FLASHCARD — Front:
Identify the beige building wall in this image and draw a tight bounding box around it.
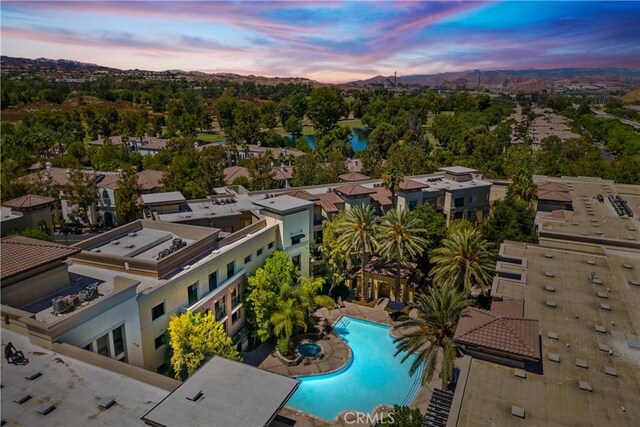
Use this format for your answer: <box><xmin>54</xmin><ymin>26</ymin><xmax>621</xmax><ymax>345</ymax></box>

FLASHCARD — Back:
<box><xmin>136</xmin><ymin>225</ymin><xmax>279</xmax><ymax>372</ymax></box>
<box><xmin>1</xmin><ymin>263</ymin><xmax>70</xmax><ymax>307</ymax></box>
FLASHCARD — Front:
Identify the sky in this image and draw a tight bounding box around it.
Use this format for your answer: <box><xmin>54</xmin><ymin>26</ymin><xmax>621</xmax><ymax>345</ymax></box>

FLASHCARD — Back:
<box><xmin>2</xmin><ymin>1</ymin><xmax>639</xmax><ymax>83</ymax></box>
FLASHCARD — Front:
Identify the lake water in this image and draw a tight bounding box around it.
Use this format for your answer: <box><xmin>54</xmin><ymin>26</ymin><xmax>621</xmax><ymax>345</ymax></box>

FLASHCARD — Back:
<box><xmin>289</xmin><ymin>128</ymin><xmax>369</xmax><ymax>151</ymax></box>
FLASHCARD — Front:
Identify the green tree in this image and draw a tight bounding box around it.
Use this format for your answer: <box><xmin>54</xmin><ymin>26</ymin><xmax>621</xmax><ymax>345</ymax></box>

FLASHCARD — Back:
<box><xmin>292</xmin><ymin>153</ymin><xmax>320</xmax><ymax>187</ymax></box>
<box><xmin>284</xmin><ymin>116</ymin><xmax>303</xmax><ymax>135</ymax></box>
<box><xmin>507</xmin><ymin>173</ymin><xmax>538</xmax><ymax>206</ymax></box>
<box><xmin>90</xmin><ymin>139</ymin><xmax>125</xmax><ymax>171</ymax></box>
<box><xmin>359</xmin><ymin>146</ymin><xmax>384</xmax><ymax>179</ymax></box>
<box><xmin>411</xmin><ymin>203</ymin><xmax>448</xmax><ymax>262</ymax></box>
<box><xmin>380</xmin><ymin>405</ymin><xmax>424</xmax><ymax>427</ymax></box>
<box><xmin>12</xmin><ymin>227</ymin><xmax>54</xmax><ymax>242</ymax></box>
<box><xmin>382</xmin><ymin>168</ymin><xmax>403</xmax><ymax>209</ymax></box>
<box><xmin>385</xmin><ymin>143</ymin><xmax>431</xmax><ymax>177</ymax></box>
<box><xmin>394</xmin><ymin>286</ymin><xmax>470</xmax><ymax>388</ymax></box>
<box><xmin>260</xmin><ymin>101</ymin><xmax>279</xmax><ymax>130</ymax></box>
<box><xmin>167</xmin><ymin>310</ymin><xmax>240</xmax><ymax>380</ymax></box>
<box><xmin>369</xmin><ymin>122</ymin><xmax>397</xmax><ymax>157</ymax></box>
<box><xmin>429</xmin><ymin>226</ymin><xmax>495</xmax><ymax>294</ymax></box>
<box><xmin>230</xmin><ymin>103</ymin><xmax>261</xmax><ymax>148</ymax></box>
<box><xmin>197</xmin><ymin>145</ymin><xmax>226</xmax><ymax>194</ymax></box>
<box><xmin>65</xmin><ymin>168</ymin><xmax>98</xmax><ymax>228</ymax></box>
<box><xmin>481</xmin><ymin>199</ymin><xmax>538</xmax><ymax>246</ymax></box>
<box><xmin>115</xmin><ymin>166</ymin><xmax>141</xmax><ymax>224</ymax></box>
<box><xmin>245</xmin><ymin>251</ymin><xmax>299</xmax><ymax>342</ymax></box>
<box><xmin>319</xmin><ymin>212</ymin><xmax>350</xmax><ymax>292</ymax></box>
<box><xmin>377</xmin><ymin>209</ymin><xmax>427</xmax><ymax>299</ymax></box>
<box><xmin>336</xmin><ymin>205</ymin><xmax>379</xmax><ymax>298</ymax></box>
<box><xmin>271</xmin><ymin>297</ymin><xmax>308</xmax><ymax>354</ymax></box>
<box><xmin>247</xmin><ymin>153</ymin><xmax>277</xmax><ymax>191</ymax></box>
<box><xmin>289</xmin><ymin>92</ymin><xmax>308</xmax><ymax>119</ymax></box>
<box><xmin>319</xmin><ymin>148</ymin><xmax>347</xmax><ymax>183</ymax></box>
<box><xmin>215</xmin><ymin>94</ymin><xmax>238</xmax><ymax>135</ymax></box>
<box><xmin>307</xmin><ymin>87</ymin><xmax>345</xmax><ymax>136</ymax></box>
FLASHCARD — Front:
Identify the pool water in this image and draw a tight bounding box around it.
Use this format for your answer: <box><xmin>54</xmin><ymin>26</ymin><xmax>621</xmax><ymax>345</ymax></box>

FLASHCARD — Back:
<box><xmin>286</xmin><ymin>316</ymin><xmax>425</xmax><ymax>422</ymax></box>
<box><xmin>298</xmin><ymin>343</ymin><xmax>322</xmax><ymax>357</ymax></box>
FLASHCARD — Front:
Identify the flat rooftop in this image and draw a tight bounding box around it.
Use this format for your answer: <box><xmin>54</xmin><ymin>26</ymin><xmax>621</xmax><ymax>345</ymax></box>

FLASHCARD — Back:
<box><xmin>252</xmin><ymin>194</ymin><xmax>314</xmax><ymax>214</ymax></box>
<box><xmin>89</xmin><ymin>228</ymin><xmax>195</xmax><ymax>261</ymax></box>
<box><xmin>1</xmin><ymin>329</ymin><xmax>167</xmax><ymax>426</ymax></box>
<box><xmin>454</xmin><ymin>241</ymin><xmax>640</xmax><ymax>426</ymax></box>
<box><xmin>140</xmin><ymin>191</ymin><xmax>185</xmax><ymax>205</ymax></box>
<box><xmin>157</xmin><ymin>194</ymin><xmax>258</xmax><ymax>222</ymax></box>
<box><xmin>142</xmin><ymin>356</ymin><xmax>299</xmax><ymax>427</ymax></box>
<box><xmin>536</xmin><ymin>177</ymin><xmax>640</xmax><ymax>244</ymax></box>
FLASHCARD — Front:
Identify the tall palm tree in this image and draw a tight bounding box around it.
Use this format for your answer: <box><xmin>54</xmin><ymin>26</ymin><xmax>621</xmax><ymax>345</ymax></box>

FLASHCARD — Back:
<box><xmin>271</xmin><ymin>297</ymin><xmax>307</xmax><ymax>343</ymax></box>
<box><xmin>394</xmin><ymin>285</ymin><xmax>470</xmax><ymax>388</ymax></box>
<box><xmin>378</xmin><ymin>209</ymin><xmax>428</xmax><ymax>300</ymax></box>
<box><xmin>336</xmin><ymin>205</ymin><xmax>380</xmax><ymax>298</ymax></box>
<box><xmin>508</xmin><ymin>172</ymin><xmax>538</xmax><ymax>206</ymax></box>
<box><xmin>382</xmin><ymin>168</ymin><xmax>403</xmax><ymax>208</ymax></box>
<box><xmin>429</xmin><ymin>226</ymin><xmax>495</xmax><ymax>294</ymax></box>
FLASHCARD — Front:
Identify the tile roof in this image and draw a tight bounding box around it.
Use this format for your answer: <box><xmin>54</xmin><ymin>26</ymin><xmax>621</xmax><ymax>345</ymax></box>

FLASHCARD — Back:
<box><xmin>137</xmin><ymin>170</ymin><xmax>164</xmax><ymax>190</ymax></box>
<box><xmin>399</xmin><ymin>179</ymin><xmax>429</xmax><ymax>191</ymax></box>
<box><xmin>537</xmin><ymin>182</ymin><xmax>571</xmax><ymax>193</ymax></box>
<box><xmin>338</xmin><ymin>172</ymin><xmax>370</xmax><ymax>182</ymax></box>
<box><xmin>334</xmin><ymin>184</ymin><xmax>376</xmax><ymax>197</ymax></box>
<box><xmin>2</xmin><ymin>194</ymin><xmax>55</xmax><ymax>210</ymax></box>
<box><xmin>348</xmin><ymin>256</ymin><xmax>423</xmax><ymax>285</ymax></box>
<box><xmin>314</xmin><ymin>192</ymin><xmax>343</xmax><ymax>213</ymax></box>
<box><xmin>272</xmin><ymin>166</ymin><xmax>294</xmax><ymax>181</ymax></box>
<box><xmin>96</xmin><ymin>174</ymin><xmax>120</xmax><ymax>190</ymax></box>
<box><xmin>537</xmin><ymin>189</ymin><xmax>573</xmax><ymax>202</ymax></box>
<box><xmin>283</xmin><ymin>190</ymin><xmax>319</xmax><ymax>202</ymax></box>
<box><xmin>345</xmin><ymin>159</ymin><xmax>363</xmax><ymax>173</ymax></box>
<box><xmin>1</xmin><ymin>236</ymin><xmax>81</xmax><ymax>280</ymax></box>
<box><xmin>370</xmin><ymin>186</ymin><xmax>393</xmax><ymax>206</ymax></box>
<box><xmin>454</xmin><ymin>307</ymin><xmax>541</xmax><ymax>361</ymax></box>
<box><xmin>224</xmin><ymin>166</ymin><xmax>250</xmax><ymax>184</ymax></box>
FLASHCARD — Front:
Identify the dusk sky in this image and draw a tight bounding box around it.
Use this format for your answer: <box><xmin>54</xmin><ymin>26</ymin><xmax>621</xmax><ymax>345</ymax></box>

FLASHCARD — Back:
<box><xmin>2</xmin><ymin>1</ymin><xmax>639</xmax><ymax>82</ymax></box>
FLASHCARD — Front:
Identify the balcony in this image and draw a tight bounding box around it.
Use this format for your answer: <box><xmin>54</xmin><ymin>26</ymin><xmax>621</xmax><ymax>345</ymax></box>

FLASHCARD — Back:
<box><xmin>231</xmin><ymin>294</ymin><xmax>242</xmax><ymax>310</ymax></box>
<box><xmin>183</xmin><ymin>268</ymin><xmax>246</xmax><ymax>313</ymax></box>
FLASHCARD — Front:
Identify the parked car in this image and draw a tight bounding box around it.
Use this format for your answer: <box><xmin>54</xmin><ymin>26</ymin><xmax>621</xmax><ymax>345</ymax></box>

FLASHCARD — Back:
<box><xmin>60</xmin><ymin>226</ymin><xmax>83</xmax><ymax>235</ymax></box>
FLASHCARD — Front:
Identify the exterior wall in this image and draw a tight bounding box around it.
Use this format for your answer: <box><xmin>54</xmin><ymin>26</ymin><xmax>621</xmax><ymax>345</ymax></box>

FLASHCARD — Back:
<box><xmin>97</xmin><ymin>187</ymin><xmax>118</xmax><ymax>227</ymax></box>
<box><xmin>0</xmin><ymin>215</ymin><xmax>25</xmax><ymax>237</ymax></box>
<box><xmin>261</xmin><ymin>206</ymin><xmax>313</xmax><ymax>277</ymax></box>
<box><xmin>397</xmin><ymin>191</ymin><xmax>423</xmax><ymax>212</ymax></box>
<box><xmin>55</xmin><ymin>295</ymin><xmax>144</xmax><ymax>368</ymax></box>
<box><xmin>22</xmin><ymin>206</ymin><xmax>55</xmax><ymax>235</ymax></box>
<box><xmin>1</xmin><ymin>263</ymin><xmax>70</xmax><ymax>307</ymax></box>
<box><xmin>443</xmin><ymin>187</ymin><xmax>490</xmax><ymax>223</ymax></box>
<box><xmin>136</xmin><ymin>226</ymin><xmax>278</xmax><ymax>372</ymax></box>
<box><xmin>343</xmin><ymin>194</ymin><xmax>371</xmax><ymax>210</ymax></box>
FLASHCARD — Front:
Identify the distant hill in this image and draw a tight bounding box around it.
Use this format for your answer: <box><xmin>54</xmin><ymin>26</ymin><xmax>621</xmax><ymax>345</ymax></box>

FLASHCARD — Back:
<box><xmin>347</xmin><ymin>68</ymin><xmax>640</xmax><ymax>93</ymax></box>
<box><xmin>0</xmin><ymin>56</ymin><xmax>319</xmax><ymax>86</ymax></box>
<box><xmin>622</xmin><ymin>88</ymin><xmax>640</xmax><ymax>103</ymax></box>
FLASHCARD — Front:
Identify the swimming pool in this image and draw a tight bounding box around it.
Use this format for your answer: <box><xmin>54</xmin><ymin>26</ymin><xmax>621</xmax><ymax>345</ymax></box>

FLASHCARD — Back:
<box><xmin>286</xmin><ymin>316</ymin><xmax>425</xmax><ymax>422</ymax></box>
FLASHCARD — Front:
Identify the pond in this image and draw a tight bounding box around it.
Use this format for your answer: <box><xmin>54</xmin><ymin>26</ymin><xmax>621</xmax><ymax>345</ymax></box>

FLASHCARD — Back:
<box><xmin>288</xmin><ymin>128</ymin><xmax>369</xmax><ymax>152</ymax></box>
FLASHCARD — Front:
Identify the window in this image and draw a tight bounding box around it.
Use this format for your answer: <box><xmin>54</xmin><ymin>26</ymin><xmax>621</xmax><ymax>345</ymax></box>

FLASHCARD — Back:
<box><xmin>469</xmin><ymin>196</ymin><xmax>475</xmax><ymax>204</ymax></box>
<box><xmin>227</xmin><ymin>261</ymin><xmax>235</xmax><ymax>278</ymax></box>
<box><xmin>231</xmin><ymin>310</ymin><xmax>241</xmax><ymax>324</ymax></box>
<box><xmin>268</xmin><ymin>241</ymin><xmax>274</xmax><ymax>249</ymax></box>
<box><xmin>151</xmin><ymin>302</ymin><xmax>165</xmax><ymax>321</ymax></box>
<box><xmin>292</xmin><ymin>255</ymin><xmax>301</xmax><ymax>270</ymax></box>
<box><xmin>208</xmin><ymin>271</ymin><xmax>218</xmax><ymax>293</ymax></box>
<box><xmin>215</xmin><ymin>297</ymin><xmax>226</xmax><ymax>321</ymax></box>
<box><xmin>187</xmin><ymin>283</ymin><xmax>198</xmax><ymax>306</ymax></box>
<box><xmin>257</xmin><ymin>248</ymin><xmax>263</xmax><ymax>257</ymax></box>
<box><xmin>408</xmin><ymin>200</ymin><xmax>418</xmax><ymax>211</ymax></box>
<box><xmin>112</xmin><ymin>325</ymin><xmax>125</xmax><ymax>356</ymax></box>
<box><xmin>244</xmin><ymin>254</ymin><xmax>251</xmax><ymax>264</ymax></box>
<box><xmin>454</xmin><ymin>197</ymin><xmax>465</xmax><ymax>208</ymax></box>
<box><xmin>154</xmin><ymin>334</ymin><xmax>165</xmax><ymax>350</ymax></box>
<box><xmin>96</xmin><ymin>334</ymin><xmax>110</xmax><ymax>357</ymax></box>
<box><xmin>231</xmin><ymin>288</ymin><xmax>241</xmax><ymax>308</ymax></box>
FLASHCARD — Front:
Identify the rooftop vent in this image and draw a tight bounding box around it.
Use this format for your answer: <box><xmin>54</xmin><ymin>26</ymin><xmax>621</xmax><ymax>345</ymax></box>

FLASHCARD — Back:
<box><xmin>128</xmin><ymin>232</ymin><xmax>137</xmax><ymax>237</ymax></box>
<box><xmin>514</xmin><ymin>369</ymin><xmax>526</xmax><ymax>379</ymax></box>
<box><xmin>14</xmin><ymin>394</ymin><xmax>32</xmax><ymax>404</ymax></box>
<box><xmin>511</xmin><ymin>406</ymin><xmax>525</xmax><ymax>419</ymax></box>
<box><xmin>578</xmin><ymin>381</ymin><xmax>593</xmax><ymax>392</ymax></box>
<box><xmin>98</xmin><ymin>398</ymin><xmax>116</xmax><ymax>410</ymax></box>
<box><xmin>91</xmin><ymin>248</ymin><xmax>102</xmax><ymax>253</ymax></box>
<box><xmin>186</xmin><ymin>391</ymin><xmax>203</xmax><ymax>402</ymax></box>
<box><xmin>604</xmin><ymin>366</ymin><xmax>618</xmax><ymax>377</ymax></box>
<box><xmin>25</xmin><ymin>372</ymin><xmax>42</xmax><ymax>381</ymax></box>
<box><xmin>548</xmin><ymin>353</ymin><xmax>560</xmax><ymax>363</ymax></box>
<box><xmin>125</xmin><ymin>244</ymin><xmax>135</xmax><ymax>249</ymax></box>
<box><xmin>575</xmin><ymin>359</ymin><xmax>588</xmax><ymax>369</ymax></box>
<box><xmin>37</xmin><ymin>404</ymin><xmax>56</xmax><ymax>415</ymax></box>
<box><xmin>111</xmin><ymin>240</ymin><xmax>120</xmax><ymax>245</ymax></box>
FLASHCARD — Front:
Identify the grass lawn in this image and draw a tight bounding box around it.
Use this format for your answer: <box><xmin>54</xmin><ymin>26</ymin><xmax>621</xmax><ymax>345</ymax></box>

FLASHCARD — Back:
<box><xmin>197</xmin><ymin>132</ymin><xmax>226</xmax><ymax>143</ymax></box>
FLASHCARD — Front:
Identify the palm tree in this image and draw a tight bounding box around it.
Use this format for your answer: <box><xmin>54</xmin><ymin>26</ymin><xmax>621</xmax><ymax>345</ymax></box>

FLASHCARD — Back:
<box><xmin>394</xmin><ymin>285</ymin><xmax>470</xmax><ymax>388</ymax></box>
<box><xmin>336</xmin><ymin>205</ymin><xmax>380</xmax><ymax>298</ymax></box>
<box><xmin>271</xmin><ymin>297</ymin><xmax>307</xmax><ymax>343</ymax></box>
<box><xmin>429</xmin><ymin>226</ymin><xmax>495</xmax><ymax>294</ymax></box>
<box><xmin>382</xmin><ymin>168</ymin><xmax>402</xmax><ymax>208</ymax></box>
<box><xmin>508</xmin><ymin>172</ymin><xmax>538</xmax><ymax>206</ymax></box>
<box><xmin>377</xmin><ymin>209</ymin><xmax>428</xmax><ymax>300</ymax></box>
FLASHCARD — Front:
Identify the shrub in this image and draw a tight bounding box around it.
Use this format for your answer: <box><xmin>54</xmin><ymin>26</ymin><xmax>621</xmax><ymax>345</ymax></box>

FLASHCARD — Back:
<box><xmin>314</xmin><ymin>295</ymin><xmax>336</xmax><ymax>310</ymax></box>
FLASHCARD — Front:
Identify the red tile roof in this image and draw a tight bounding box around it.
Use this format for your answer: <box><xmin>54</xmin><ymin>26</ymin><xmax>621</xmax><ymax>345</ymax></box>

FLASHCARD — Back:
<box><xmin>3</xmin><ymin>194</ymin><xmax>55</xmax><ymax>210</ymax></box>
<box><xmin>370</xmin><ymin>186</ymin><xmax>393</xmax><ymax>206</ymax></box>
<box><xmin>538</xmin><ymin>182</ymin><xmax>570</xmax><ymax>192</ymax></box>
<box><xmin>537</xmin><ymin>189</ymin><xmax>572</xmax><ymax>202</ymax></box>
<box><xmin>334</xmin><ymin>184</ymin><xmax>376</xmax><ymax>197</ymax></box>
<box><xmin>224</xmin><ymin>166</ymin><xmax>250</xmax><ymax>184</ymax></box>
<box><xmin>399</xmin><ymin>179</ymin><xmax>429</xmax><ymax>191</ymax></box>
<box><xmin>454</xmin><ymin>307</ymin><xmax>541</xmax><ymax>361</ymax></box>
<box><xmin>137</xmin><ymin>170</ymin><xmax>164</xmax><ymax>191</ymax></box>
<box><xmin>284</xmin><ymin>190</ymin><xmax>319</xmax><ymax>202</ymax></box>
<box><xmin>338</xmin><ymin>172</ymin><xmax>370</xmax><ymax>182</ymax></box>
<box><xmin>1</xmin><ymin>236</ymin><xmax>81</xmax><ymax>280</ymax></box>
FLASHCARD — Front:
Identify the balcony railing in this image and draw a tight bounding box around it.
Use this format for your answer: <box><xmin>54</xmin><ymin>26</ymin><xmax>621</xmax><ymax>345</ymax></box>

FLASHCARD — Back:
<box><xmin>231</xmin><ymin>295</ymin><xmax>242</xmax><ymax>308</ymax></box>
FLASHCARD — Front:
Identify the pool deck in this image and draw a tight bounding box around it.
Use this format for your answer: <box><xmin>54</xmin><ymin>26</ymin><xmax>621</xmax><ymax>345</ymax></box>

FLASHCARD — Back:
<box><xmin>266</xmin><ymin>302</ymin><xmax>444</xmax><ymax>426</ymax></box>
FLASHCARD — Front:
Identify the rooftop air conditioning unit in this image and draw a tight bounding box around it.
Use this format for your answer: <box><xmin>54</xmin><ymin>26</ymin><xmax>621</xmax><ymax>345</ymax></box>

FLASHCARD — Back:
<box><xmin>158</xmin><ymin>251</ymin><xmax>165</xmax><ymax>259</ymax></box>
<box><xmin>91</xmin><ymin>248</ymin><xmax>102</xmax><ymax>253</ymax></box>
<box><xmin>125</xmin><ymin>244</ymin><xmax>135</xmax><ymax>249</ymax></box>
<box><xmin>78</xmin><ymin>290</ymin><xmax>89</xmax><ymax>302</ymax></box>
<box><xmin>52</xmin><ymin>296</ymin><xmax>68</xmax><ymax>314</ymax></box>
<box><xmin>111</xmin><ymin>240</ymin><xmax>120</xmax><ymax>245</ymax></box>
<box><xmin>128</xmin><ymin>232</ymin><xmax>137</xmax><ymax>237</ymax></box>
<box><xmin>87</xmin><ymin>284</ymin><xmax>99</xmax><ymax>299</ymax></box>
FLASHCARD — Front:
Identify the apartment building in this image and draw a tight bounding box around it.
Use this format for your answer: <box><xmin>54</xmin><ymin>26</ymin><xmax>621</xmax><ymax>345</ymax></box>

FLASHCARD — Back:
<box><xmin>0</xmin><ymin>194</ymin><xmax>314</xmax><ymax>375</ymax></box>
